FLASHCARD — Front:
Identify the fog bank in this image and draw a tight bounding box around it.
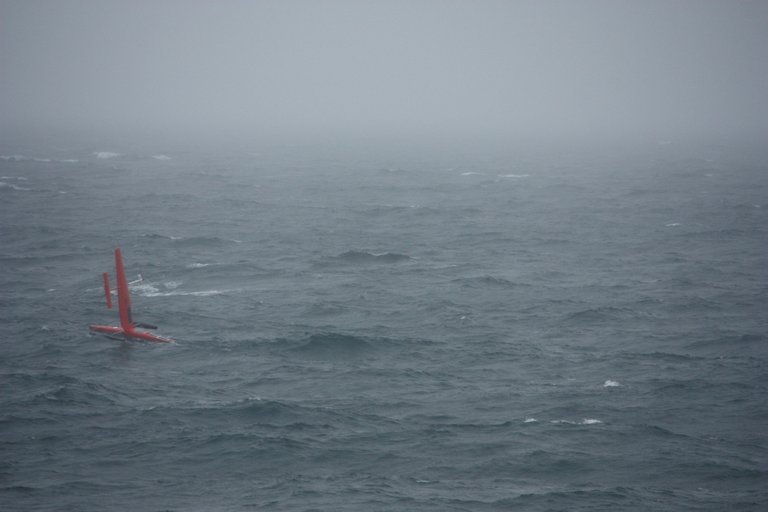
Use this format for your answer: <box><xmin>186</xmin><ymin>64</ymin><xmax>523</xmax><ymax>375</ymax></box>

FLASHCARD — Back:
<box><xmin>2</xmin><ymin>1</ymin><xmax>767</xmax><ymax>147</ymax></box>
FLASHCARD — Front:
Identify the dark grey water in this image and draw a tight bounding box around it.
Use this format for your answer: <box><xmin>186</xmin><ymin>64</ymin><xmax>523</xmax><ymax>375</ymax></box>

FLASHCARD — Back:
<box><xmin>1</xmin><ymin>142</ymin><xmax>766</xmax><ymax>511</ymax></box>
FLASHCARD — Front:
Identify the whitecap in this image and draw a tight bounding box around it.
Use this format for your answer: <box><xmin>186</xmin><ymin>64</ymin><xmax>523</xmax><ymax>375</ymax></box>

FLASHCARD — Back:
<box><xmin>666</xmin><ymin>223</ymin><xmax>682</xmax><ymax>227</ymax></box>
<box><xmin>460</xmin><ymin>171</ymin><xmax>486</xmax><ymax>176</ymax></box>
<box><xmin>523</xmin><ymin>417</ymin><xmax>538</xmax><ymax>423</ymax></box>
<box><xmin>603</xmin><ymin>380</ymin><xmax>621</xmax><ymax>387</ymax></box>
<box><xmin>0</xmin><ymin>181</ymin><xmax>32</xmax><ymax>191</ymax></box>
<box><xmin>144</xmin><ymin>289</ymin><xmax>236</xmax><ymax>297</ymax></box>
<box><xmin>131</xmin><ymin>283</ymin><xmax>160</xmax><ymax>295</ymax></box>
<box><xmin>152</xmin><ymin>155</ymin><xmax>171</xmax><ymax>161</ymax></box>
<box><xmin>186</xmin><ymin>289</ymin><xmax>230</xmax><ymax>297</ymax></box>
<box><xmin>94</xmin><ymin>151</ymin><xmax>121</xmax><ymax>159</ymax></box>
<box><xmin>551</xmin><ymin>418</ymin><xmax>603</xmax><ymax>425</ymax></box>
<box><xmin>186</xmin><ymin>263</ymin><xmax>211</xmax><ymax>269</ymax></box>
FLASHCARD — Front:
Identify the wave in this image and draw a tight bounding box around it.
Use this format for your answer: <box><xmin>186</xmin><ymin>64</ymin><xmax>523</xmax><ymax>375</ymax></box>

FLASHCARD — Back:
<box><xmin>497</xmin><ymin>173</ymin><xmax>530</xmax><ymax>178</ymax></box>
<box><xmin>174</xmin><ymin>236</ymin><xmax>242</xmax><ymax>247</ymax></box>
<box><xmin>677</xmin><ymin>227</ymin><xmax>755</xmax><ymax>240</ymax></box>
<box><xmin>503</xmin><ymin>487</ymin><xmax>643</xmax><ymax>508</ymax></box>
<box><xmin>140</xmin><ymin>233</ymin><xmax>181</xmax><ymax>240</ymax></box>
<box><xmin>190</xmin><ymin>397</ymin><xmax>303</xmax><ymax>421</ymax></box>
<box><xmin>302</xmin><ymin>301</ymin><xmax>349</xmax><ymax>317</ymax></box>
<box><xmin>663</xmin><ymin>460</ymin><xmax>767</xmax><ymax>483</ymax></box>
<box><xmin>290</xmin><ymin>332</ymin><xmax>377</xmax><ymax>359</ymax></box>
<box><xmin>141</xmin><ymin>288</ymin><xmax>235</xmax><ymax>297</ymax></box>
<box><xmin>181</xmin><ymin>260</ymin><xmax>266</xmax><ymax>278</ymax></box>
<box><xmin>377</xmin><ymin>167</ymin><xmax>411</xmax><ymax>175</ymax></box>
<box><xmin>452</xmin><ymin>275</ymin><xmax>528</xmax><ymax>289</ymax></box>
<box><xmin>650</xmin><ymin>378</ymin><xmax>752</xmax><ymax>396</ymax></box>
<box><xmin>333</xmin><ymin>250</ymin><xmax>411</xmax><ymax>264</ymax></box>
<box><xmin>0</xmin><ymin>154</ymin><xmax>27</xmax><ymax>161</ymax></box>
<box><xmin>631</xmin><ymin>424</ymin><xmax>694</xmax><ymax>440</ymax></box>
<box><xmin>129</xmin><ymin>282</ymin><xmax>161</xmax><ymax>295</ymax></box>
<box><xmin>123</xmin><ymin>278</ymin><xmax>234</xmax><ymax>297</ymax></box>
<box><xmin>550</xmin><ymin>418</ymin><xmax>603</xmax><ymax>425</ymax></box>
<box><xmin>1</xmin><ymin>155</ymin><xmax>77</xmax><ymax>163</ymax></box>
<box><xmin>622</xmin><ymin>351</ymin><xmax>700</xmax><ymax>363</ymax></box>
<box><xmin>0</xmin><ymin>181</ymin><xmax>32</xmax><ymax>191</ymax></box>
<box><xmin>143</xmin><ymin>396</ymin><xmax>347</xmax><ymax>431</ymax></box>
<box><xmin>666</xmin><ymin>295</ymin><xmax>721</xmax><ymax>312</ymax></box>
<box><xmin>93</xmin><ymin>151</ymin><xmax>121</xmax><ymax>159</ymax></box>
<box><xmin>361</xmin><ymin>204</ymin><xmax>435</xmax><ymax>217</ymax></box>
<box><xmin>178</xmin><ymin>289</ymin><xmax>233</xmax><ymax>297</ymax></box>
<box><xmin>562</xmin><ymin>306</ymin><xmax>636</xmax><ymax>324</ymax></box>
<box><xmin>139</xmin><ymin>233</ymin><xmax>240</xmax><ymax>246</ymax></box>
<box><xmin>7</xmin><ymin>375</ymin><xmax>126</xmax><ymax>412</ymax></box>
<box><xmin>686</xmin><ymin>333</ymin><xmax>765</xmax><ymax>351</ymax></box>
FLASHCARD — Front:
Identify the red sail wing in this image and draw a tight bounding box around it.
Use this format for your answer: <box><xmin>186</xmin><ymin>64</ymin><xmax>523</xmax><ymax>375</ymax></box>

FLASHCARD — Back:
<box><xmin>102</xmin><ymin>272</ymin><xmax>112</xmax><ymax>309</ymax></box>
<box><xmin>114</xmin><ymin>248</ymin><xmax>134</xmax><ymax>330</ymax></box>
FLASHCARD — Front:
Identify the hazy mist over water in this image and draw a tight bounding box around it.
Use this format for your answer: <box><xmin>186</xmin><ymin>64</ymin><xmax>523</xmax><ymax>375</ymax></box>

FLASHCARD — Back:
<box><xmin>2</xmin><ymin>0</ymin><xmax>767</xmax><ymax>148</ymax></box>
<box><xmin>2</xmin><ymin>2</ymin><xmax>768</xmax><ymax>511</ymax></box>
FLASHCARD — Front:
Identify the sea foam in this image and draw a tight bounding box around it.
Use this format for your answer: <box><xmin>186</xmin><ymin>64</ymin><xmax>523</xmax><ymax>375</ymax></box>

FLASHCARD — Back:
<box><xmin>0</xmin><ymin>181</ymin><xmax>32</xmax><ymax>191</ymax></box>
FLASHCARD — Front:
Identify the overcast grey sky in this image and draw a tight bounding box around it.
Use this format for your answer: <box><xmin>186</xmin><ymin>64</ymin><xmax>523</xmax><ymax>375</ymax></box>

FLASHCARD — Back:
<box><xmin>1</xmin><ymin>0</ymin><xmax>767</xmax><ymax>146</ymax></box>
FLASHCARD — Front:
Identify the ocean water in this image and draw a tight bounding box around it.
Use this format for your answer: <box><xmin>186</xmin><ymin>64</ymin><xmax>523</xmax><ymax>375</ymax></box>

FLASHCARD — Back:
<box><xmin>1</xmin><ymin>142</ymin><xmax>766</xmax><ymax>511</ymax></box>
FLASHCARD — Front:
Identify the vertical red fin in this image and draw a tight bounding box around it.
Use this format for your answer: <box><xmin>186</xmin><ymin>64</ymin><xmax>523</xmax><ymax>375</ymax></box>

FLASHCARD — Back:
<box><xmin>102</xmin><ymin>272</ymin><xmax>112</xmax><ymax>309</ymax></box>
<box><xmin>114</xmin><ymin>247</ymin><xmax>134</xmax><ymax>330</ymax></box>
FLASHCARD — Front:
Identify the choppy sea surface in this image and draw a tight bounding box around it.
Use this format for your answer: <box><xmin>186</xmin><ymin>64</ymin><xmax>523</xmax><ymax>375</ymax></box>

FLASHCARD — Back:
<box><xmin>1</xmin><ymin>142</ymin><xmax>766</xmax><ymax>511</ymax></box>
